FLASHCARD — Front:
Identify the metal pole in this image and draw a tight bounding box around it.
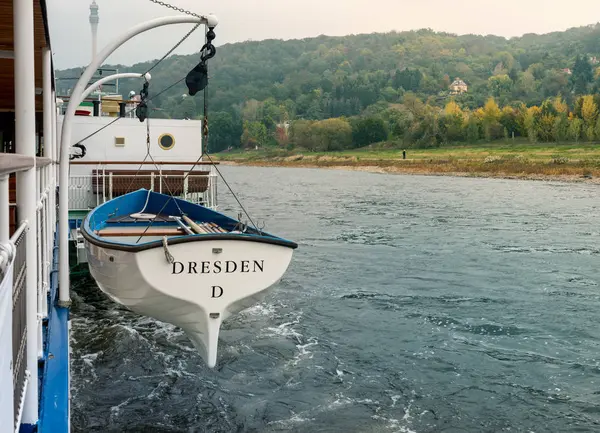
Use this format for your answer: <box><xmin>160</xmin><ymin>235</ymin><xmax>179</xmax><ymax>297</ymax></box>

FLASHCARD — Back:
<box><xmin>43</xmin><ymin>47</ymin><xmax>52</xmax><ymax>296</ymax></box>
<box><xmin>51</xmin><ymin>90</ymin><xmax>57</xmax><ymax>235</ymax></box>
<box><xmin>80</xmin><ymin>72</ymin><xmax>146</xmax><ymax>102</ymax></box>
<box><xmin>58</xmin><ymin>14</ymin><xmax>218</xmax><ymax>305</ymax></box>
<box><xmin>14</xmin><ymin>0</ymin><xmax>39</xmax><ymax>423</ymax></box>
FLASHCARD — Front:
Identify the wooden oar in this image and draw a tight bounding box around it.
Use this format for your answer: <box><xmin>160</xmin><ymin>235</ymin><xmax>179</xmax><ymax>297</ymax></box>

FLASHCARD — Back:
<box><xmin>200</xmin><ymin>223</ymin><xmax>217</xmax><ymax>233</ymax></box>
<box><xmin>209</xmin><ymin>223</ymin><xmax>227</xmax><ymax>233</ymax></box>
<box><xmin>182</xmin><ymin>215</ymin><xmax>209</xmax><ymax>234</ymax></box>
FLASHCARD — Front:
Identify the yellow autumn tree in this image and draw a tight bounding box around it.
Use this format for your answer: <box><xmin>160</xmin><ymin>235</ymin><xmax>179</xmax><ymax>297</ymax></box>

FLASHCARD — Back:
<box><xmin>581</xmin><ymin>95</ymin><xmax>598</xmax><ymax>141</ymax></box>
<box><xmin>524</xmin><ymin>106</ymin><xmax>541</xmax><ymax>143</ymax></box>
<box><xmin>553</xmin><ymin>96</ymin><xmax>568</xmax><ymax>114</ymax></box>
<box><xmin>443</xmin><ymin>101</ymin><xmax>465</xmax><ymax>141</ymax></box>
<box><xmin>482</xmin><ymin>98</ymin><xmax>502</xmax><ymax>140</ymax></box>
<box><xmin>444</xmin><ymin>100</ymin><xmax>463</xmax><ymax>117</ymax></box>
<box><xmin>581</xmin><ymin>95</ymin><xmax>598</xmax><ymax>125</ymax></box>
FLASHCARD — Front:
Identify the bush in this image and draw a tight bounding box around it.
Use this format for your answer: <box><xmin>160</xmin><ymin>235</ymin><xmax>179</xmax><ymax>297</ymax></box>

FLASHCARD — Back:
<box><xmin>551</xmin><ymin>155</ymin><xmax>569</xmax><ymax>165</ymax></box>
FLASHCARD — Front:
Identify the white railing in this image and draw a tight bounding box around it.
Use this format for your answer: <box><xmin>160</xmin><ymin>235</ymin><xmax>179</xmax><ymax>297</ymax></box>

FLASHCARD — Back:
<box><xmin>68</xmin><ymin>166</ymin><xmax>218</xmax><ymax>211</ymax></box>
<box><xmin>0</xmin><ymin>156</ymin><xmax>55</xmax><ymax>432</ymax></box>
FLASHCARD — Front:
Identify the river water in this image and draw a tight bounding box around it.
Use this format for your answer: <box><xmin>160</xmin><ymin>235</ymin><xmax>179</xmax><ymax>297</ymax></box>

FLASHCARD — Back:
<box><xmin>71</xmin><ymin>166</ymin><xmax>600</xmax><ymax>432</ymax></box>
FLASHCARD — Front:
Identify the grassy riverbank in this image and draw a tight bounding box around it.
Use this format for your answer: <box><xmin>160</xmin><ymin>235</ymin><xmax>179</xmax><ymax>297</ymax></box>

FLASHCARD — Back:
<box><xmin>214</xmin><ymin>142</ymin><xmax>600</xmax><ymax>183</ymax></box>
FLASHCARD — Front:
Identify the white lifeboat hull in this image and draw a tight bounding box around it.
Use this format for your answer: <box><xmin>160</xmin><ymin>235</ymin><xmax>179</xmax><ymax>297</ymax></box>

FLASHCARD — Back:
<box><xmin>86</xmin><ymin>238</ymin><xmax>293</xmax><ymax>368</ymax></box>
<box><xmin>80</xmin><ymin>189</ymin><xmax>297</xmax><ymax>368</ymax></box>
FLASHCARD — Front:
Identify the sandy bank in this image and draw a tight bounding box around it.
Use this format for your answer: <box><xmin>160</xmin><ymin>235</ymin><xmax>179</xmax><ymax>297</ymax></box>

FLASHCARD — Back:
<box><xmin>218</xmin><ymin>159</ymin><xmax>600</xmax><ymax>185</ymax></box>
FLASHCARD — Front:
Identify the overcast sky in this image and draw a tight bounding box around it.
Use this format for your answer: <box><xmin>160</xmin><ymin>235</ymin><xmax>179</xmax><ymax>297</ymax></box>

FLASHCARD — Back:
<box><xmin>47</xmin><ymin>0</ymin><xmax>600</xmax><ymax>70</ymax></box>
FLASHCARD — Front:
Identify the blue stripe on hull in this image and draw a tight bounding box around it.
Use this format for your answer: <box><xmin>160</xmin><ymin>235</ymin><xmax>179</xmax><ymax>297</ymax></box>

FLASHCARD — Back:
<box><xmin>37</xmin><ymin>228</ymin><xmax>70</xmax><ymax>433</ymax></box>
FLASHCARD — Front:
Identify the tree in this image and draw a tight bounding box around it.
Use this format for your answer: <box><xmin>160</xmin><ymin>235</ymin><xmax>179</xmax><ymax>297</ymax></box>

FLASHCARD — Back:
<box><xmin>488</xmin><ymin>75</ymin><xmax>513</xmax><ymax>99</ymax></box>
<box><xmin>571</xmin><ymin>55</ymin><xmax>594</xmax><ymax>95</ymax></box>
<box><xmin>481</xmin><ymin>98</ymin><xmax>503</xmax><ymax>140</ymax></box>
<box><xmin>568</xmin><ymin>117</ymin><xmax>583</xmax><ymax>143</ymax></box>
<box><xmin>442</xmin><ymin>101</ymin><xmax>465</xmax><ymax>141</ymax></box>
<box><xmin>352</xmin><ymin>116</ymin><xmax>388</xmax><ymax>147</ymax></box>
<box><xmin>209</xmin><ymin>111</ymin><xmax>236</xmax><ymax>152</ymax></box>
<box><xmin>289</xmin><ymin>120</ymin><xmax>315</xmax><ymax>149</ymax></box>
<box><xmin>581</xmin><ymin>95</ymin><xmax>598</xmax><ymax>126</ymax></box>
<box><xmin>466</xmin><ymin>116</ymin><xmax>480</xmax><ymax>143</ymax></box>
<box><xmin>172</xmin><ymin>96</ymin><xmax>196</xmax><ymax>119</ymax></box>
<box><xmin>312</xmin><ymin>118</ymin><xmax>353</xmax><ymax>151</ymax></box>
<box><xmin>241</xmin><ymin>120</ymin><xmax>268</xmax><ymax>148</ymax></box>
<box><xmin>552</xmin><ymin>114</ymin><xmax>569</xmax><ymax>143</ymax></box>
<box><xmin>524</xmin><ymin>106</ymin><xmax>541</xmax><ymax>143</ymax></box>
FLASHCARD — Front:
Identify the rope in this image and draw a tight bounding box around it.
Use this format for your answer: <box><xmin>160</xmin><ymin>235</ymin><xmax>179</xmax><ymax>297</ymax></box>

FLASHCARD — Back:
<box><xmin>124</xmin><ymin>82</ymin><xmax>185</xmax><ymax>218</ymax></box>
<box><xmin>145</xmin><ymin>23</ymin><xmax>202</xmax><ymax>75</ymax></box>
<box><xmin>203</xmin><ymin>152</ymin><xmax>262</xmax><ymax>235</ymax></box>
<box><xmin>73</xmin><ymin>77</ymin><xmax>187</xmax><ymax>145</ymax></box>
<box><xmin>72</xmin><ymin>18</ymin><xmax>202</xmax><ymax>146</ymax></box>
<box><xmin>162</xmin><ymin>236</ymin><xmax>175</xmax><ymax>264</ymax></box>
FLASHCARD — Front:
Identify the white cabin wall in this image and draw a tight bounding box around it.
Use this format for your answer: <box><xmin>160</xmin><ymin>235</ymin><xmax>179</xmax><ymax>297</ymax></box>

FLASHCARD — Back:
<box><xmin>58</xmin><ymin>116</ymin><xmax>204</xmax><ymax>176</ymax></box>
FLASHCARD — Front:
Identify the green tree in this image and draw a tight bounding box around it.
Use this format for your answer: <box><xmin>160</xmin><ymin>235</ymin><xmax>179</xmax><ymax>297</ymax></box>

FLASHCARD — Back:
<box><xmin>466</xmin><ymin>116</ymin><xmax>480</xmax><ymax>143</ymax></box>
<box><xmin>352</xmin><ymin>116</ymin><xmax>389</xmax><ymax>147</ymax></box>
<box><xmin>209</xmin><ymin>111</ymin><xmax>236</xmax><ymax>152</ymax></box>
<box><xmin>241</xmin><ymin>121</ymin><xmax>268</xmax><ymax>148</ymax></box>
<box><xmin>488</xmin><ymin>75</ymin><xmax>513</xmax><ymax>99</ymax></box>
<box><xmin>289</xmin><ymin>120</ymin><xmax>316</xmax><ymax>150</ymax></box>
<box><xmin>552</xmin><ymin>114</ymin><xmax>569</xmax><ymax>143</ymax></box>
<box><xmin>568</xmin><ymin>117</ymin><xmax>583</xmax><ymax>143</ymax></box>
<box><xmin>312</xmin><ymin>118</ymin><xmax>353</xmax><ymax>151</ymax></box>
<box><xmin>571</xmin><ymin>55</ymin><xmax>594</xmax><ymax>94</ymax></box>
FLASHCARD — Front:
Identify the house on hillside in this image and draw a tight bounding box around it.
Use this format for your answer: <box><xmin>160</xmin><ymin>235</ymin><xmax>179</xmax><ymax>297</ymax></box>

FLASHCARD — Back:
<box><xmin>561</xmin><ymin>68</ymin><xmax>572</xmax><ymax>75</ymax></box>
<box><xmin>449</xmin><ymin>77</ymin><xmax>468</xmax><ymax>94</ymax></box>
<box><xmin>590</xmin><ymin>56</ymin><xmax>599</xmax><ymax>65</ymax></box>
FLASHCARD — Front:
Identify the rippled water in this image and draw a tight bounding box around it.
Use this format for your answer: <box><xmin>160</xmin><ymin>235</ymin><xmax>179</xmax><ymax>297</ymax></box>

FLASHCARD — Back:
<box><xmin>71</xmin><ymin>167</ymin><xmax>600</xmax><ymax>432</ymax></box>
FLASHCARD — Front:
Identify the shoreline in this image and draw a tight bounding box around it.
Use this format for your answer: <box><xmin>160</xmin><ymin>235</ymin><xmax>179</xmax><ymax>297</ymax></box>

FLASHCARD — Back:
<box><xmin>218</xmin><ymin>159</ymin><xmax>600</xmax><ymax>184</ymax></box>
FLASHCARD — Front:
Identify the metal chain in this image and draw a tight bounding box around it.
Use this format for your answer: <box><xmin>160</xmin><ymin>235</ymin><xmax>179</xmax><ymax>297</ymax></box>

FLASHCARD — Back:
<box><xmin>147</xmin><ymin>0</ymin><xmax>202</xmax><ymax>18</ymax></box>
<box><xmin>145</xmin><ymin>22</ymin><xmax>201</xmax><ymax>74</ymax></box>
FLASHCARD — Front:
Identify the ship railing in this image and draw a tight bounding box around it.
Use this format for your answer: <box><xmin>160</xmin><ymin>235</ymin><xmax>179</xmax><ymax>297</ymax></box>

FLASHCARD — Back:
<box><xmin>68</xmin><ymin>165</ymin><xmax>218</xmax><ymax>211</ymax></box>
<box><xmin>0</xmin><ymin>154</ymin><xmax>55</xmax><ymax>431</ymax></box>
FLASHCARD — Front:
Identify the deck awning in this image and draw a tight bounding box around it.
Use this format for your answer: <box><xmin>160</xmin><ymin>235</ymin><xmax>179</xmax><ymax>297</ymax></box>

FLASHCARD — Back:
<box><xmin>0</xmin><ymin>0</ymin><xmax>52</xmax><ymax>111</ymax></box>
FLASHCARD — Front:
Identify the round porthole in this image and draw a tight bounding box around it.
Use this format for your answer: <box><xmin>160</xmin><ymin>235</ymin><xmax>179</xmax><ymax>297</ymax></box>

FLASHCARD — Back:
<box><xmin>158</xmin><ymin>133</ymin><xmax>175</xmax><ymax>150</ymax></box>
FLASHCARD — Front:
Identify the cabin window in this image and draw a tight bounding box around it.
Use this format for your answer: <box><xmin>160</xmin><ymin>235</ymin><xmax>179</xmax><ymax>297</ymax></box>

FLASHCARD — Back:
<box><xmin>114</xmin><ymin>136</ymin><xmax>125</xmax><ymax>146</ymax></box>
<box><xmin>158</xmin><ymin>133</ymin><xmax>175</xmax><ymax>150</ymax></box>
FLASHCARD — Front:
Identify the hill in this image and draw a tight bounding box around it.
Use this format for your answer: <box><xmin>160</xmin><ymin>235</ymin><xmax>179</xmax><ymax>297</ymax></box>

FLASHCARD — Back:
<box><xmin>56</xmin><ymin>23</ymin><xmax>600</xmax><ymax>151</ymax></box>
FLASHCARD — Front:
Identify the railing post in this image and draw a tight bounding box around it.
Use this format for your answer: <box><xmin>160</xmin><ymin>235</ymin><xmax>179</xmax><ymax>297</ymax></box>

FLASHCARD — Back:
<box><xmin>102</xmin><ymin>167</ymin><xmax>106</xmax><ymax>203</ymax></box>
<box><xmin>159</xmin><ymin>168</ymin><xmax>163</xmax><ymax>194</ymax></box>
<box><xmin>36</xmin><ymin>201</ymin><xmax>43</xmax><ymax>359</ymax></box>
<box><xmin>42</xmin><ymin>46</ymin><xmax>53</xmax><ymax>260</ymax></box>
<box><xmin>108</xmin><ymin>172</ymin><xmax>113</xmax><ymax>200</ymax></box>
<box><xmin>183</xmin><ymin>172</ymin><xmax>189</xmax><ymax>200</ymax></box>
<box><xmin>42</xmin><ymin>193</ymin><xmax>48</xmax><ymax>318</ymax></box>
<box><xmin>150</xmin><ymin>172</ymin><xmax>155</xmax><ymax>192</ymax></box>
<box><xmin>13</xmin><ymin>0</ymin><xmax>39</xmax><ymax>424</ymax></box>
<box><xmin>210</xmin><ymin>170</ymin><xmax>218</xmax><ymax>209</ymax></box>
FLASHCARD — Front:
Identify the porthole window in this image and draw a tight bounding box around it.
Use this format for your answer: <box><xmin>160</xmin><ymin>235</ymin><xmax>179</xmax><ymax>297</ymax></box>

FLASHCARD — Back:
<box><xmin>158</xmin><ymin>133</ymin><xmax>175</xmax><ymax>150</ymax></box>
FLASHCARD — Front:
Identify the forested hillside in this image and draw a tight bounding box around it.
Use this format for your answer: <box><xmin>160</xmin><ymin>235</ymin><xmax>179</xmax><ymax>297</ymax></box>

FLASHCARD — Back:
<box><xmin>57</xmin><ymin>23</ymin><xmax>600</xmax><ymax>151</ymax></box>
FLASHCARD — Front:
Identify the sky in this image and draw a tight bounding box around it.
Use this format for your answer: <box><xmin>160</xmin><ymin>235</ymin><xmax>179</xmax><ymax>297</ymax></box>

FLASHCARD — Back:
<box><xmin>47</xmin><ymin>0</ymin><xmax>600</xmax><ymax>70</ymax></box>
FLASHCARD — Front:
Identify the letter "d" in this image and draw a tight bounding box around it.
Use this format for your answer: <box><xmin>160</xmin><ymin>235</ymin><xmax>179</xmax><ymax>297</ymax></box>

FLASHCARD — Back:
<box><xmin>172</xmin><ymin>261</ymin><xmax>184</xmax><ymax>274</ymax></box>
<box><xmin>211</xmin><ymin>286</ymin><xmax>223</xmax><ymax>298</ymax></box>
